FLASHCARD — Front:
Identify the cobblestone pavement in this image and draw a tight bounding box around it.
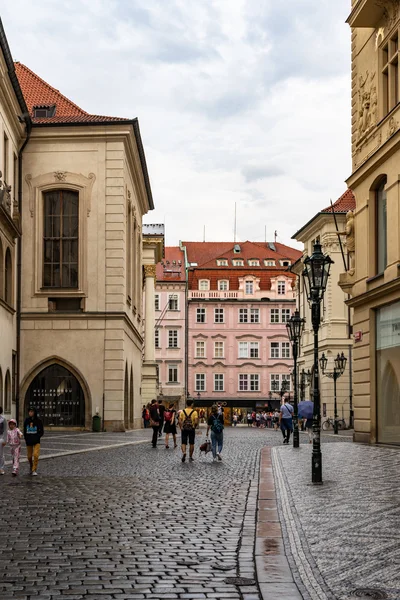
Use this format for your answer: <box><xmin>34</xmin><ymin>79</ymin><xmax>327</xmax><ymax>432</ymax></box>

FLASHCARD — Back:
<box><xmin>273</xmin><ymin>442</ymin><xmax>400</xmax><ymax>600</ymax></box>
<box><xmin>0</xmin><ymin>427</ymin><xmax>351</xmax><ymax>600</ymax></box>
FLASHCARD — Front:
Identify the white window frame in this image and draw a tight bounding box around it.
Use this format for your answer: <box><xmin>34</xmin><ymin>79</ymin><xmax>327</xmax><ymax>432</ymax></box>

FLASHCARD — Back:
<box><xmin>155</xmin><ymin>294</ymin><xmax>160</xmax><ymax>311</ymax></box>
<box><xmin>168</xmin><ymin>329</ymin><xmax>178</xmax><ymax>348</ymax></box>
<box><xmin>218</xmin><ymin>279</ymin><xmax>229</xmax><ymax>291</ymax></box>
<box><xmin>214</xmin><ymin>373</ymin><xmax>224</xmax><ymax>392</ymax></box>
<box><xmin>239</xmin><ymin>342</ymin><xmax>248</xmax><ymax>358</ymax></box>
<box><xmin>249</xmin><ymin>259</ymin><xmax>260</xmax><ymax>266</ymax></box>
<box><xmin>233</xmin><ymin>259</ymin><xmax>244</xmax><ymax>266</ymax></box>
<box><xmin>217</xmin><ymin>259</ymin><xmax>228</xmax><ymax>266</ymax></box>
<box><xmin>214</xmin><ymin>308</ymin><xmax>224</xmax><ymax>323</ymax></box>
<box><xmin>249</xmin><ymin>342</ymin><xmax>259</xmax><ymax>358</ymax></box>
<box><xmin>168</xmin><ymin>364</ymin><xmax>178</xmax><ymax>383</ymax></box>
<box><xmin>281</xmin><ymin>373</ymin><xmax>291</xmax><ymax>390</ymax></box>
<box><xmin>168</xmin><ymin>293</ymin><xmax>179</xmax><ymax>311</ymax></box>
<box><xmin>281</xmin><ymin>308</ymin><xmax>291</xmax><ymax>323</ymax></box>
<box><xmin>265</xmin><ymin>260</ymin><xmax>276</xmax><ymax>266</ymax></box>
<box><xmin>214</xmin><ymin>341</ymin><xmax>224</xmax><ymax>358</ymax></box>
<box><xmin>245</xmin><ymin>281</ymin><xmax>254</xmax><ymax>295</ymax></box>
<box><xmin>250</xmin><ymin>374</ymin><xmax>260</xmax><ymax>391</ymax></box>
<box><xmin>250</xmin><ymin>308</ymin><xmax>260</xmax><ymax>323</ymax></box>
<box><xmin>277</xmin><ymin>281</ymin><xmax>286</xmax><ymax>295</ymax></box>
<box><xmin>270</xmin><ymin>342</ymin><xmax>280</xmax><ymax>358</ymax></box>
<box><xmin>239</xmin><ymin>308</ymin><xmax>248</xmax><ymax>323</ymax></box>
<box><xmin>195</xmin><ymin>340</ymin><xmax>206</xmax><ymax>358</ymax></box>
<box><xmin>155</xmin><ymin>329</ymin><xmax>160</xmax><ymax>349</ymax></box>
<box><xmin>270</xmin><ymin>308</ymin><xmax>280</xmax><ymax>323</ymax></box>
<box><xmin>239</xmin><ymin>373</ymin><xmax>248</xmax><ymax>391</ymax></box>
<box><xmin>195</xmin><ymin>373</ymin><xmax>206</xmax><ymax>391</ymax></box>
<box><xmin>196</xmin><ymin>307</ymin><xmax>206</xmax><ymax>323</ymax></box>
<box><xmin>281</xmin><ymin>342</ymin><xmax>291</xmax><ymax>359</ymax></box>
<box><xmin>199</xmin><ymin>279</ymin><xmax>210</xmax><ymax>291</ymax></box>
<box><xmin>270</xmin><ymin>373</ymin><xmax>280</xmax><ymax>391</ymax></box>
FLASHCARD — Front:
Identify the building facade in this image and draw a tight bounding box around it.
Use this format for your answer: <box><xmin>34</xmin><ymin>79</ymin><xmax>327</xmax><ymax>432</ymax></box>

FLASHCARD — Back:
<box><xmin>340</xmin><ymin>0</ymin><xmax>400</xmax><ymax>443</ymax></box>
<box><xmin>181</xmin><ymin>241</ymin><xmax>302</xmax><ymax>422</ymax></box>
<box><xmin>292</xmin><ymin>190</ymin><xmax>356</xmax><ymax>426</ymax></box>
<box><xmin>154</xmin><ymin>247</ymin><xmax>186</xmax><ymax>407</ymax></box>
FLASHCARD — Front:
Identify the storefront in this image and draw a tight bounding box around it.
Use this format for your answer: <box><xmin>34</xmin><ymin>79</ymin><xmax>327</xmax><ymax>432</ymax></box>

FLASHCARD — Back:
<box><xmin>193</xmin><ymin>398</ymin><xmax>277</xmax><ymax>424</ymax></box>
<box><xmin>376</xmin><ymin>300</ymin><xmax>400</xmax><ymax>444</ymax></box>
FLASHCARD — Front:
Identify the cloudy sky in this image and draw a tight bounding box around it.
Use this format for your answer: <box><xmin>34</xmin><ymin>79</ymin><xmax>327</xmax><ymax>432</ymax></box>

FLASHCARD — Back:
<box><xmin>2</xmin><ymin>0</ymin><xmax>352</xmax><ymax>248</ymax></box>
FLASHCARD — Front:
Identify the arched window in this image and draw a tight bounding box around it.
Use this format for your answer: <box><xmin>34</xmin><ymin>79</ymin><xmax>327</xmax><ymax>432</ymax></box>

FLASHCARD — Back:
<box><xmin>4</xmin><ymin>370</ymin><xmax>11</xmax><ymax>413</ymax></box>
<box><xmin>0</xmin><ymin>238</ymin><xmax>3</xmax><ymax>299</ymax></box>
<box><xmin>130</xmin><ymin>368</ymin><xmax>134</xmax><ymax>427</ymax></box>
<box><xmin>4</xmin><ymin>248</ymin><xmax>12</xmax><ymax>305</ymax></box>
<box><xmin>218</xmin><ymin>280</ymin><xmax>229</xmax><ymax>291</ymax></box>
<box><xmin>199</xmin><ymin>279</ymin><xmax>210</xmax><ymax>291</ymax></box>
<box><xmin>43</xmin><ymin>189</ymin><xmax>79</xmax><ymax>288</ymax></box>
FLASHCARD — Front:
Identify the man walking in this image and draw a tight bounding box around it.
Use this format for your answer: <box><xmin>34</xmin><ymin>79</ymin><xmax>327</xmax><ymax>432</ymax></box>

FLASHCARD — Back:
<box><xmin>178</xmin><ymin>398</ymin><xmax>198</xmax><ymax>463</ymax></box>
<box><xmin>0</xmin><ymin>407</ymin><xmax>7</xmax><ymax>475</ymax></box>
<box><xmin>157</xmin><ymin>398</ymin><xmax>165</xmax><ymax>438</ymax></box>
<box><xmin>23</xmin><ymin>407</ymin><xmax>44</xmax><ymax>475</ymax></box>
<box><xmin>149</xmin><ymin>399</ymin><xmax>160</xmax><ymax>448</ymax></box>
<box><xmin>280</xmin><ymin>397</ymin><xmax>294</xmax><ymax>444</ymax></box>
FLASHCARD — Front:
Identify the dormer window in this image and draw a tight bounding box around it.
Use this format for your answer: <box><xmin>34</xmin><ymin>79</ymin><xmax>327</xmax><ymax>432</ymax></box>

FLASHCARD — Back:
<box><xmin>280</xmin><ymin>260</ymin><xmax>291</xmax><ymax>267</ymax></box>
<box><xmin>217</xmin><ymin>259</ymin><xmax>228</xmax><ymax>266</ymax></box>
<box><xmin>233</xmin><ymin>244</ymin><xmax>241</xmax><ymax>253</ymax></box>
<box><xmin>232</xmin><ymin>259</ymin><xmax>244</xmax><ymax>266</ymax></box>
<box><xmin>199</xmin><ymin>279</ymin><xmax>210</xmax><ymax>291</ymax></box>
<box><xmin>245</xmin><ymin>280</ymin><xmax>254</xmax><ymax>295</ymax></box>
<box><xmin>264</xmin><ymin>260</ymin><xmax>276</xmax><ymax>267</ymax></box>
<box><xmin>248</xmin><ymin>259</ymin><xmax>260</xmax><ymax>266</ymax></box>
<box><xmin>33</xmin><ymin>105</ymin><xmax>56</xmax><ymax>118</ymax></box>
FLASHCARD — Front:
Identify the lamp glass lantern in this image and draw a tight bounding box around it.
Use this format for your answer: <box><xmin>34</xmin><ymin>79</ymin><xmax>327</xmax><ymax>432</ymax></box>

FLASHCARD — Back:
<box><xmin>319</xmin><ymin>352</ymin><xmax>328</xmax><ymax>374</ymax></box>
<box><xmin>286</xmin><ymin>309</ymin><xmax>305</xmax><ymax>343</ymax></box>
<box><xmin>334</xmin><ymin>352</ymin><xmax>347</xmax><ymax>374</ymax></box>
<box><xmin>302</xmin><ymin>242</ymin><xmax>333</xmax><ymax>302</ymax></box>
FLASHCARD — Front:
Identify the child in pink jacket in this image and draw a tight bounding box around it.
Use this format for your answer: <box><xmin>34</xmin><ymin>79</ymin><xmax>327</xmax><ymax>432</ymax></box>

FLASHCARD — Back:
<box><xmin>5</xmin><ymin>419</ymin><xmax>23</xmax><ymax>476</ymax></box>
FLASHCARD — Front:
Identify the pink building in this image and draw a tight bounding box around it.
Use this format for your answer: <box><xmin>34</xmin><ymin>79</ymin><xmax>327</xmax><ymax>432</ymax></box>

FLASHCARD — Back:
<box><xmin>155</xmin><ymin>247</ymin><xmax>186</xmax><ymax>407</ymax></box>
<box><xmin>182</xmin><ymin>241</ymin><xmax>302</xmax><ymax>421</ymax></box>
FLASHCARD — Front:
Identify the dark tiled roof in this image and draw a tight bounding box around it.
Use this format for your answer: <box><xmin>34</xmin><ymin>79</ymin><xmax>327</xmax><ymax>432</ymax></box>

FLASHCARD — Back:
<box><xmin>157</xmin><ymin>247</ymin><xmax>186</xmax><ymax>282</ymax></box>
<box><xmin>188</xmin><ymin>268</ymin><xmax>295</xmax><ymax>291</ymax></box>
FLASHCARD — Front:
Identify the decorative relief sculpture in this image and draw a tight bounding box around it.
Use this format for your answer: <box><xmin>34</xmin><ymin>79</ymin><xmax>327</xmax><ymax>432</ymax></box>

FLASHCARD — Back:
<box><xmin>143</xmin><ymin>264</ymin><xmax>157</xmax><ymax>279</ymax></box>
<box><xmin>0</xmin><ymin>171</ymin><xmax>12</xmax><ymax>213</ymax></box>
<box><xmin>54</xmin><ymin>171</ymin><xmax>67</xmax><ymax>182</ymax></box>
<box><xmin>377</xmin><ymin>0</ymin><xmax>400</xmax><ymax>30</ymax></box>
<box><xmin>387</xmin><ymin>115</ymin><xmax>399</xmax><ymax>138</ymax></box>
<box><xmin>357</xmin><ymin>71</ymin><xmax>376</xmax><ymax>141</ymax></box>
<box><xmin>344</xmin><ymin>210</ymin><xmax>355</xmax><ymax>276</ymax></box>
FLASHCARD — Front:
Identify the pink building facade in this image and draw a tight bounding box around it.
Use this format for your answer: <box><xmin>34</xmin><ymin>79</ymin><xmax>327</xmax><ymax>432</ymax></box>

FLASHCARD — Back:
<box><xmin>182</xmin><ymin>241</ymin><xmax>302</xmax><ymax>421</ymax></box>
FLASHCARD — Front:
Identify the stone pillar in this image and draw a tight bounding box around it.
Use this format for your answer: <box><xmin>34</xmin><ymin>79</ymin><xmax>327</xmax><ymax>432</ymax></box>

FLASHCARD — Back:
<box><xmin>144</xmin><ymin>264</ymin><xmax>156</xmax><ymax>362</ymax></box>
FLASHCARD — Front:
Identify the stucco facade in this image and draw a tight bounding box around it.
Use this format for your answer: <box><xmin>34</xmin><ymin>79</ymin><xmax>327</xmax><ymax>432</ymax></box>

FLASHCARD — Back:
<box><xmin>340</xmin><ymin>0</ymin><xmax>400</xmax><ymax>443</ymax></box>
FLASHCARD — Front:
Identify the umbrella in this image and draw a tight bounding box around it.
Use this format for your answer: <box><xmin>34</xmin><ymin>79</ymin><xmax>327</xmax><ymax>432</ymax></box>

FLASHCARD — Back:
<box><xmin>298</xmin><ymin>401</ymin><xmax>314</xmax><ymax>420</ymax></box>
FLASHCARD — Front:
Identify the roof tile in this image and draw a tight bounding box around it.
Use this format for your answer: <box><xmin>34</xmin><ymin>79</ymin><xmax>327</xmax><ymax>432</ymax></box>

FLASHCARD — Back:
<box><xmin>321</xmin><ymin>189</ymin><xmax>355</xmax><ymax>213</ymax></box>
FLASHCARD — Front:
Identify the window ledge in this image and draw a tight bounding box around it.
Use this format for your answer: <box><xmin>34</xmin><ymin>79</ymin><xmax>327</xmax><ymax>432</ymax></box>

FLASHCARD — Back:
<box><xmin>167</xmin><ymin>347</ymin><xmax>180</xmax><ymax>350</ymax></box>
<box><xmin>366</xmin><ymin>272</ymin><xmax>385</xmax><ymax>284</ymax></box>
<box><xmin>166</xmin><ymin>382</ymin><xmax>180</xmax><ymax>385</ymax></box>
<box><xmin>238</xmin><ymin>357</ymin><xmax>260</xmax><ymax>360</ymax></box>
<box><xmin>0</xmin><ymin>297</ymin><xmax>15</xmax><ymax>314</ymax></box>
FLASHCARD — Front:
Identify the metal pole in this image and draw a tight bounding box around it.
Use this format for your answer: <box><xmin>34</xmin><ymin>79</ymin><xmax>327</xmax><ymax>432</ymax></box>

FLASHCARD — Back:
<box><xmin>293</xmin><ymin>341</ymin><xmax>299</xmax><ymax>448</ymax></box>
<box><xmin>311</xmin><ymin>299</ymin><xmax>322</xmax><ymax>484</ymax></box>
<box><xmin>333</xmin><ymin>371</ymin><xmax>338</xmax><ymax>435</ymax></box>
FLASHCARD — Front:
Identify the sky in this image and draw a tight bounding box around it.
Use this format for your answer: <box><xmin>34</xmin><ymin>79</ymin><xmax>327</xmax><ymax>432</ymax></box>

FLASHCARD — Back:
<box><xmin>1</xmin><ymin>0</ymin><xmax>352</xmax><ymax>248</ymax></box>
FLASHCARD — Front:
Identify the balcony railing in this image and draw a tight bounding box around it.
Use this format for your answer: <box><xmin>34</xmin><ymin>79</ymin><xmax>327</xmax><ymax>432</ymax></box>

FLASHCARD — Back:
<box><xmin>189</xmin><ymin>290</ymin><xmax>239</xmax><ymax>299</ymax></box>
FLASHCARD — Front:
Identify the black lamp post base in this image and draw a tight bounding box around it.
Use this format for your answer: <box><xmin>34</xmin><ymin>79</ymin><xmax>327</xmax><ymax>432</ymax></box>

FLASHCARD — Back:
<box><xmin>293</xmin><ymin>430</ymin><xmax>300</xmax><ymax>448</ymax></box>
<box><xmin>312</xmin><ymin>452</ymin><xmax>323</xmax><ymax>484</ymax></box>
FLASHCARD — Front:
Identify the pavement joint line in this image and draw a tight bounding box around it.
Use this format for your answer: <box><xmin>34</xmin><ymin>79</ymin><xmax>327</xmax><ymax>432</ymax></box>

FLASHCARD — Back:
<box><xmin>3</xmin><ymin>438</ymin><xmax>149</xmax><ymax>466</ymax></box>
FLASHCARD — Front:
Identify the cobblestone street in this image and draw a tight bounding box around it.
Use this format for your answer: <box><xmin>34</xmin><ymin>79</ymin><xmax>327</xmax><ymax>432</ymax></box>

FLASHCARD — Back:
<box><xmin>0</xmin><ymin>426</ymin><xmax>360</xmax><ymax>600</ymax></box>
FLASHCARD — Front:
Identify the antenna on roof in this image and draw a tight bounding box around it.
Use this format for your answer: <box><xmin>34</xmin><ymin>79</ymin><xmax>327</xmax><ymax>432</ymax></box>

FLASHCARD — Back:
<box><xmin>265</xmin><ymin>225</ymin><xmax>267</xmax><ymax>243</ymax></box>
<box><xmin>203</xmin><ymin>225</ymin><xmax>206</xmax><ymax>243</ymax></box>
<box><xmin>274</xmin><ymin>230</ymin><xmax>277</xmax><ymax>244</ymax></box>
<box><xmin>234</xmin><ymin>202</ymin><xmax>237</xmax><ymax>243</ymax></box>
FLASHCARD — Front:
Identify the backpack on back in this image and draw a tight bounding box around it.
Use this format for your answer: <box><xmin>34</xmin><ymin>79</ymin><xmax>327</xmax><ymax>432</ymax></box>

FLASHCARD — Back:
<box><xmin>182</xmin><ymin>409</ymin><xmax>194</xmax><ymax>431</ymax></box>
<box><xmin>164</xmin><ymin>410</ymin><xmax>172</xmax><ymax>422</ymax></box>
<box><xmin>211</xmin><ymin>415</ymin><xmax>224</xmax><ymax>434</ymax></box>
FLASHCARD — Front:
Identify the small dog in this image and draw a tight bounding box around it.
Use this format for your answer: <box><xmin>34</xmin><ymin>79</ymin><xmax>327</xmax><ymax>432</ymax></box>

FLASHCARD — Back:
<box><xmin>199</xmin><ymin>440</ymin><xmax>211</xmax><ymax>454</ymax></box>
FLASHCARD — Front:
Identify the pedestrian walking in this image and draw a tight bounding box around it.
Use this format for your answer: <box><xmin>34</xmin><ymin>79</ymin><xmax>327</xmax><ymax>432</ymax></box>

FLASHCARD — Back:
<box><xmin>5</xmin><ymin>419</ymin><xmax>23</xmax><ymax>476</ymax></box>
<box><xmin>206</xmin><ymin>405</ymin><xmax>224</xmax><ymax>462</ymax></box>
<box><xmin>232</xmin><ymin>413</ymin><xmax>238</xmax><ymax>427</ymax></box>
<box><xmin>178</xmin><ymin>398</ymin><xmax>198</xmax><ymax>463</ymax></box>
<box><xmin>280</xmin><ymin>398</ymin><xmax>294</xmax><ymax>444</ymax></box>
<box><xmin>0</xmin><ymin>407</ymin><xmax>7</xmax><ymax>475</ymax></box>
<box><xmin>273</xmin><ymin>410</ymin><xmax>280</xmax><ymax>430</ymax></box>
<box><xmin>157</xmin><ymin>398</ymin><xmax>165</xmax><ymax>438</ymax></box>
<box><xmin>247</xmin><ymin>412</ymin><xmax>252</xmax><ymax>427</ymax></box>
<box><xmin>305</xmin><ymin>418</ymin><xmax>313</xmax><ymax>443</ymax></box>
<box><xmin>23</xmin><ymin>407</ymin><xmax>44</xmax><ymax>476</ymax></box>
<box><xmin>142</xmin><ymin>405</ymin><xmax>150</xmax><ymax>428</ymax></box>
<box><xmin>149</xmin><ymin>399</ymin><xmax>160</xmax><ymax>448</ymax></box>
<box><xmin>163</xmin><ymin>403</ymin><xmax>177</xmax><ymax>449</ymax></box>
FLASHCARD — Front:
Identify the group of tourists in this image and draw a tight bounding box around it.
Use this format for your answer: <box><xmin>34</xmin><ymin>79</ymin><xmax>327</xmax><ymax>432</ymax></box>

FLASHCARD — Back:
<box><xmin>0</xmin><ymin>406</ymin><xmax>44</xmax><ymax>476</ymax></box>
<box><xmin>143</xmin><ymin>398</ymin><xmax>225</xmax><ymax>463</ymax></box>
<box><xmin>246</xmin><ymin>410</ymin><xmax>281</xmax><ymax>429</ymax></box>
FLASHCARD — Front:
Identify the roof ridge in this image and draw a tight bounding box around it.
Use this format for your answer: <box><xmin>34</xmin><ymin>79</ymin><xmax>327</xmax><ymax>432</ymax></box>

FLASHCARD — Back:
<box><xmin>15</xmin><ymin>62</ymin><xmax>88</xmax><ymax>115</ymax></box>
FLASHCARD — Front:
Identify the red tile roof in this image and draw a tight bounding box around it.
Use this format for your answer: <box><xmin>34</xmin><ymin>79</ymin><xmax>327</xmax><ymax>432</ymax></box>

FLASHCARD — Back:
<box><xmin>156</xmin><ymin>247</ymin><xmax>186</xmax><ymax>282</ymax></box>
<box><xmin>15</xmin><ymin>62</ymin><xmax>130</xmax><ymax>125</ymax></box>
<box><xmin>188</xmin><ymin>268</ymin><xmax>295</xmax><ymax>291</ymax></box>
<box><xmin>321</xmin><ymin>189</ymin><xmax>355</xmax><ymax>214</ymax></box>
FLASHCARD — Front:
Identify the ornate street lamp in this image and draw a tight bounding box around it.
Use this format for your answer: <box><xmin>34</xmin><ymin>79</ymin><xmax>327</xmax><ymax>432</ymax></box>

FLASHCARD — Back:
<box><xmin>286</xmin><ymin>310</ymin><xmax>305</xmax><ymax>448</ymax></box>
<box><xmin>319</xmin><ymin>352</ymin><xmax>347</xmax><ymax>435</ymax></box>
<box><xmin>302</xmin><ymin>241</ymin><xmax>333</xmax><ymax>484</ymax></box>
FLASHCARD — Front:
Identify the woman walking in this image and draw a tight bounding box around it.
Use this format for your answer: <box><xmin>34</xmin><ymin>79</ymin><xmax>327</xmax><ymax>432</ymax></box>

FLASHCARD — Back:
<box><xmin>163</xmin><ymin>403</ymin><xmax>177</xmax><ymax>449</ymax></box>
<box><xmin>149</xmin><ymin>399</ymin><xmax>160</xmax><ymax>448</ymax></box>
<box><xmin>206</xmin><ymin>405</ymin><xmax>224</xmax><ymax>462</ymax></box>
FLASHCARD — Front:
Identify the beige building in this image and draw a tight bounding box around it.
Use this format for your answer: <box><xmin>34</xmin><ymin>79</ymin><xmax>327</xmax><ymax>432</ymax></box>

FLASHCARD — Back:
<box><xmin>292</xmin><ymin>191</ymin><xmax>356</xmax><ymax>426</ymax></box>
<box><xmin>341</xmin><ymin>0</ymin><xmax>400</xmax><ymax>443</ymax></box>
<box><xmin>0</xmin><ymin>19</ymin><xmax>156</xmax><ymax>431</ymax></box>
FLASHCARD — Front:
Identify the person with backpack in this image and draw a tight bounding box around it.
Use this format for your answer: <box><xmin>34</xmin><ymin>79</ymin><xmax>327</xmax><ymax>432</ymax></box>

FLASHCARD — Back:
<box><xmin>280</xmin><ymin>397</ymin><xmax>294</xmax><ymax>444</ymax></box>
<box><xmin>178</xmin><ymin>398</ymin><xmax>198</xmax><ymax>463</ymax></box>
<box><xmin>206</xmin><ymin>404</ymin><xmax>224</xmax><ymax>462</ymax></box>
<box><xmin>142</xmin><ymin>405</ymin><xmax>150</xmax><ymax>428</ymax></box>
<box><xmin>23</xmin><ymin>407</ymin><xmax>44</xmax><ymax>475</ymax></box>
<box><xmin>163</xmin><ymin>403</ymin><xmax>177</xmax><ymax>449</ymax></box>
<box><xmin>0</xmin><ymin>407</ymin><xmax>7</xmax><ymax>475</ymax></box>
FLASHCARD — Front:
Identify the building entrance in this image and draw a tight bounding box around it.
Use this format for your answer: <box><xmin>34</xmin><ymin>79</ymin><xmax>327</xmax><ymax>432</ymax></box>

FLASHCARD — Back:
<box><xmin>377</xmin><ymin>301</ymin><xmax>400</xmax><ymax>444</ymax></box>
<box><xmin>25</xmin><ymin>364</ymin><xmax>85</xmax><ymax>428</ymax></box>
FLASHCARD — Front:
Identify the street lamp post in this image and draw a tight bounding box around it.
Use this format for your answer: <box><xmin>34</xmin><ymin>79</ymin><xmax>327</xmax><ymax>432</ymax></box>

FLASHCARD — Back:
<box><xmin>302</xmin><ymin>242</ymin><xmax>333</xmax><ymax>484</ymax></box>
<box><xmin>286</xmin><ymin>310</ymin><xmax>305</xmax><ymax>448</ymax></box>
<box><xmin>300</xmin><ymin>369</ymin><xmax>311</xmax><ymax>402</ymax></box>
<box><xmin>319</xmin><ymin>352</ymin><xmax>347</xmax><ymax>435</ymax></box>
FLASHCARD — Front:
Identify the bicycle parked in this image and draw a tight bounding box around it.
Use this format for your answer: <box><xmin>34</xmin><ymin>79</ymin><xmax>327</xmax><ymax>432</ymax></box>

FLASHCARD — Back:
<box><xmin>322</xmin><ymin>417</ymin><xmax>346</xmax><ymax>431</ymax></box>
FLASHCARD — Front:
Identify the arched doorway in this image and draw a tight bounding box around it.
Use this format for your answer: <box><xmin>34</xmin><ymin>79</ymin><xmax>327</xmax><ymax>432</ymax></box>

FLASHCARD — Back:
<box><xmin>25</xmin><ymin>364</ymin><xmax>85</xmax><ymax>427</ymax></box>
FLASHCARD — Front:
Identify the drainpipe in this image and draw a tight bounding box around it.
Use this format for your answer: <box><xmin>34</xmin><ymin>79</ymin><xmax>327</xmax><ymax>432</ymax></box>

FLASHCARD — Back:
<box><xmin>16</xmin><ymin>117</ymin><xmax>32</xmax><ymax>423</ymax></box>
<box><xmin>179</xmin><ymin>241</ymin><xmax>189</xmax><ymax>405</ymax></box>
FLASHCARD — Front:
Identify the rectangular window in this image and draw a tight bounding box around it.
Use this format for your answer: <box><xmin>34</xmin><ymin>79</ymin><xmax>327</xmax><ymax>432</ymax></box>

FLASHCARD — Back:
<box><xmin>43</xmin><ymin>189</ymin><xmax>79</xmax><ymax>288</ymax></box>
<box><xmin>281</xmin><ymin>373</ymin><xmax>291</xmax><ymax>390</ymax></box>
<box><xmin>214</xmin><ymin>308</ymin><xmax>224</xmax><ymax>323</ymax></box>
<box><xmin>233</xmin><ymin>259</ymin><xmax>244</xmax><ymax>266</ymax></box>
<box><xmin>249</xmin><ymin>260</ymin><xmax>259</xmax><ymax>266</ymax></box>
<box><xmin>155</xmin><ymin>329</ymin><xmax>160</xmax><ymax>348</ymax></box>
<box><xmin>218</xmin><ymin>280</ymin><xmax>228</xmax><ymax>291</ymax></box>
<box><xmin>214</xmin><ymin>373</ymin><xmax>224</xmax><ymax>391</ymax></box>
<box><xmin>277</xmin><ymin>282</ymin><xmax>286</xmax><ymax>295</ymax></box>
<box><xmin>382</xmin><ymin>35</ymin><xmax>399</xmax><ymax>116</ymax></box>
<box><xmin>199</xmin><ymin>280</ymin><xmax>209</xmax><ymax>290</ymax></box>
<box><xmin>168</xmin><ymin>364</ymin><xmax>178</xmax><ymax>383</ymax></box>
<box><xmin>250</xmin><ymin>374</ymin><xmax>260</xmax><ymax>391</ymax></box>
<box><xmin>265</xmin><ymin>260</ymin><xmax>275</xmax><ymax>266</ymax></box>
<box><xmin>3</xmin><ymin>133</ymin><xmax>8</xmax><ymax>182</ymax></box>
<box><xmin>13</xmin><ymin>153</ymin><xmax>17</xmax><ymax>207</ymax></box>
<box><xmin>271</xmin><ymin>342</ymin><xmax>279</xmax><ymax>358</ymax></box>
<box><xmin>239</xmin><ymin>308</ymin><xmax>248</xmax><ymax>323</ymax></box>
<box><xmin>249</xmin><ymin>342</ymin><xmax>259</xmax><ymax>358</ymax></box>
<box><xmin>168</xmin><ymin>293</ymin><xmax>178</xmax><ymax>310</ymax></box>
<box><xmin>281</xmin><ymin>309</ymin><xmax>291</xmax><ymax>323</ymax></box>
<box><xmin>155</xmin><ymin>294</ymin><xmax>160</xmax><ymax>311</ymax></box>
<box><xmin>168</xmin><ymin>330</ymin><xmax>178</xmax><ymax>348</ymax></box>
<box><xmin>239</xmin><ymin>374</ymin><xmax>248</xmax><ymax>391</ymax></box>
<box><xmin>195</xmin><ymin>341</ymin><xmax>206</xmax><ymax>358</ymax></box>
<box><xmin>376</xmin><ymin>183</ymin><xmax>387</xmax><ymax>273</ymax></box>
<box><xmin>270</xmin><ymin>308</ymin><xmax>280</xmax><ymax>323</ymax></box>
<box><xmin>270</xmin><ymin>373</ymin><xmax>280</xmax><ymax>392</ymax></box>
<box><xmin>245</xmin><ymin>281</ymin><xmax>254</xmax><ymax>294</ymax></box>
<box><xmin>281</xmin><ymin>342</ymin><xmax>291</xmax><ymax>359</ymax></box>
<box><xmin>217</xmin><ymin>259</ymin><xmax>228</xmax><ymax>266</ymax></box>
<box><xmin>196</xmin><ymin>373</ymin><xmax>205</xmax><ymax>391</ymax></box>
<box><xmin>214</xmin><ymin>341</ymin><xmax>224</xmax><ymax>358</ymax></box>
<box><xmin>196</xmin><ymin>307</ymin><xmax>206</xmax><ymax>323</ymax></box>
<box><xmin>239</xmin><ymin>342</ymin><xmax>248</xmax><ymax>358</ymax></box>
<box><xmin>250</xmin><ymin>308</ymin><xmax>260</xmax><ymax>323</ymax></box>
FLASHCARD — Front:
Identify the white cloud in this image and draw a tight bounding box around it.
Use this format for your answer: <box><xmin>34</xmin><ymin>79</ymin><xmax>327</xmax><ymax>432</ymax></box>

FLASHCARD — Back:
<box><xmin>1</xmin><ymin>0</ymin><xmax>351</xmax><ymax>248</ymax></box>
